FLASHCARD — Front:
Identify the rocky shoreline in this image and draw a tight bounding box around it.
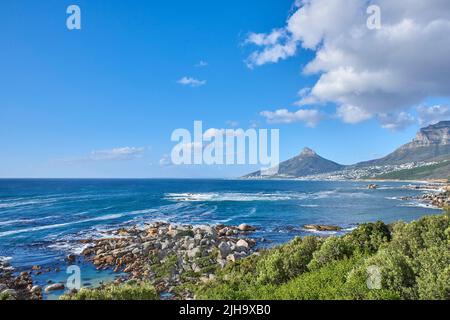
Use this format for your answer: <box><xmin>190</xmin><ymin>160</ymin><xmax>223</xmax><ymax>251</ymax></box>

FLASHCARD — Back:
<box><xmin>74</xmin><ymin>222</ymin><xmax>258</xmax><ymax>299</ymax></box>
<box><xmin>1</xmin><ymin>222</ymin><xmax>261</xmax><ymax>300</ymax></box>
<box><xmin>418</xmin><ymin>190</ymin><xmax>450</xmax><ymax>208</ymax></box>
<box><xmin>400</xmin><ymin>183</ymin><xmax>450</xmax><ymax>208</ymax></box>
<box><xmin>0</xmin><ymin>259</ymin><xmax>41</xmax><ymax>300</ymax></box>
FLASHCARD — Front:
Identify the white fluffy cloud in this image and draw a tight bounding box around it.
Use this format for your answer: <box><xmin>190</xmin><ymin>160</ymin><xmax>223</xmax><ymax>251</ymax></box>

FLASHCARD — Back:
<box><xmin>226</xmin><ymin>120</ymin><xmax>239</xmax><ymax>128</ymax></box>
<box><xmin>336</xmin><ymin>105</ymin><xmax>372</xmax><ymax>124</ymax></box>
<box><xmin>159</xmin><ymin>154</ymin><xmax>172</xmax><ymax>166</ymax></box>
<box><xmin>377</xmin><ymin>112</ymin><xmax>416</xmax><ymax>131</ymax></box>
<box><xmin>417</xmin><ymin>105</ymin><xmax>450</xmax><ymax>126</ymax></box>
<box><xmin>195</xmin><ymin>60</ymin><xmax>208</xmax><ymax>67</ymax></box>
<box><xmin>260</xmin><ymin>108</ymin><xmax>323</xmax><ymax>127</ymax></box>
<box><xmin>177</xmin><ymin>76</ymin><xmax>206</xmax><ymax>87</ymax></box>
<box><xmin>65</xmin><ymin>147</ymin><xmax>146</xmax><ymax>163</ymax></box>
<box><xmin>247</xmin><ymin>0</ymin><xmax>450</xmax><ymax>127</ymax></box>
<box><xmin>88</xmin><ymin>147</ymin><xmax>145</xmax><ymax>161</ymax></box>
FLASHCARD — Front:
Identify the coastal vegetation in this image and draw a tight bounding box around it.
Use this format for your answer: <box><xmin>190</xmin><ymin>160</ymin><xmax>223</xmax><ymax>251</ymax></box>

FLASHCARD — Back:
<box><xmin>59</xmin><ymin>211</ymin><xmax>449</xmax><ymax>300</ymax></box>
<box><xmin>60</xmin><ymin>281</ymin><xmax>158</xmax><ymax>300</ymax></box>
<box><xmin>194</xmin><ymin>213</ymin><xmax>449</xmax><ymax>300</ymax></box>
<box><xmin>367</xmin><ymin>160</ymin><xmax>450</xmax><ymax>181</ymax></box>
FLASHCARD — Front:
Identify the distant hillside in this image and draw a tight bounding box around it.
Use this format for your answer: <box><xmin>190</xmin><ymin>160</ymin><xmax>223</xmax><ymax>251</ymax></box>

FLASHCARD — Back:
<box><xmin>243</xmin><ymin>121</ymin><xmax>450</xmax><ymax>180</ymax></box>
<box><xmin>356</xmin><ymin>121</ymin><xmax>450</xmax><ymax>166</ymax></box>
<box><xmin>369</xmin><ymin>161</ymin><xmax>450</xmax><ymax>181</ymax></box>
<box><xmin>244</xmin><ymin>148</ymin><xmax>345</xmax><ymax>178</ymax></box>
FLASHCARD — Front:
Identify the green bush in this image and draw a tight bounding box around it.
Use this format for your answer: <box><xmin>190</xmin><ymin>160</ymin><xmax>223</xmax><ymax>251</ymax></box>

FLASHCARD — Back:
<box><xmin>345</xmin><ymin>221</ymin><xmax>391</xmax><ymax>253</ymax></box>
<box><xmin>272</xmin><ymin>256</ymin><xmax>363</xmax><ymax>300</ymax></box>
<box><xmin>416</xmin><ymin>246</ymin><xmax>450</xmax><ymax>300</ymax></box>
<box><xmin>60</xmin><ymin>282</ymin><xmax>158</xmax><ymax>300</ymax></box>
<box><xmin>0</xmin><ymin>292</ymin><xmax>10</xmax><ymax>300</ymax></box>
<box><xmin>346</xmin><ymin>214</ymin><xmax>450</xmax><ymax>300</ymax></box>
<box><xmin>307</xmin><ymin>236</ymin><xmax>355</xmax><ymax>271</ymax></box>
<box><xmin>256</xmin><ymin>236</ymin><xmax>320</xmax><ymax>284</ymax></box>
<box><xmin>388</xmin><ymin>214</ymin><xmax>449</xmax><ymax>258</ymax></box>
<box><xmin>196</xmin><ymin>213</ymin><xmax>449</xmax><ymax>301</ymax></box>
<box><xmin>350</xmin><ymin>249</ymin><xmax>416</xmax><ymax>299</ymax></box>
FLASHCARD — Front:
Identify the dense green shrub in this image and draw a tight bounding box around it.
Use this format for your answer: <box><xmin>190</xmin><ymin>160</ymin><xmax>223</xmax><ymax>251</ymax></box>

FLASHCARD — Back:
<box><xmin>346</xmin><ymin>214</ymin><xmax>450</xmax><ymax>300</ymax></box>
<box><xmin>256</xmin><ymin>236</ymin><xmax>320</xmax><ymax>284</ymax></box>
<box><xmin>195</xmin><ymin>237</ymin><xmax>320</xmax><ymax>299</ymax></box>
<box><xmin>388</xmin><ymin>214</ymin><xmax>449</xmax><ymax>258</ymax></box>
<box><xmin>416</xmin><ymin>246</ymin><xmax>450</xmax><ymax>300</ymax></box>
<box><xmin>0</xmin><ymin>292</ymin><xmax>10</xmax><ymax>300</ymax></box>
<box><xmin>196</xmin><ymin>213</ymin><xmax>449</xmax><ymax>300</ymax></box>
<box><xmin>307</xmin><ymin>236</ymin><xmax>355</xmax><ymax>271</ymax></box>
<box><xmin>272</xmin><ymin>256</ymin><xmax>363</xmax><ymax>300</ymax></box>
<box><xmin>350</xmin><ymin>249</ymin><xmax>416</xmax><ymax>299</ymax></box>
<box><xmin>60</xmin><ymin>282</ymin><xmax>158</xmax><ymax>300</ymax></box>
<box><xmin>195</xmin><ymin>254</ymin><xmax>262</xmax><ymax>299</ymax></box>
<box><xmin>305</xmin><ymin>221</ymin><xmax>391</xmax><ymax>272</ymax></box>
<box><xmin>345</xmin><ymin>221</ymin><xmax>391</xmax><ymax>253</ymax></box>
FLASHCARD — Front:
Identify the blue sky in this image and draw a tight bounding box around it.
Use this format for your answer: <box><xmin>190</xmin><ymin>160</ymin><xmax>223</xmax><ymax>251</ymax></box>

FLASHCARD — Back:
<box><xmin>1</xmin><ymin>0</ymin><xmax>449</xmax><ymax>178</ymax></box>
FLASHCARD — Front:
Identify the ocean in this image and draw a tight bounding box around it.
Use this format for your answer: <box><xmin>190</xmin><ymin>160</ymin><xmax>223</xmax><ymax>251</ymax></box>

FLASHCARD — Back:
<box><xmin>0</xmin><ymin>179</ymin><xmax>442</xmax><ymax>297</ymax></box>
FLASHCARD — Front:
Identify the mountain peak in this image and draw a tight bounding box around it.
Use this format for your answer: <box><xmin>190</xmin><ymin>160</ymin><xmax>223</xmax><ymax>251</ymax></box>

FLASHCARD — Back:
<box><xmin>426</xmin><ymin>120</ymin><xmax>450</xmax><ymax>129</ymax></box>
<box><xmin>356</xmin><ymin>119</ymin><xmax>450</xmax><ymax>167</ymax></box>
<box><xmin>300</xmin><ymin>147</ymin><xmax>317</xmax><ymax>157</ymax></box>
<box><xmin>411</xmin><ymin>120</ymin><xmax>450</xmax><ymax>147</ymax></box>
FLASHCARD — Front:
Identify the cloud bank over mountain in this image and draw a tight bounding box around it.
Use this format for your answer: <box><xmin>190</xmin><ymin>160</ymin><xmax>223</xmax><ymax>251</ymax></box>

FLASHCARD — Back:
<box><xmin>247</xmin><ymin>0</ymin><xmax>450</xmax><ymax>129</ymax></box>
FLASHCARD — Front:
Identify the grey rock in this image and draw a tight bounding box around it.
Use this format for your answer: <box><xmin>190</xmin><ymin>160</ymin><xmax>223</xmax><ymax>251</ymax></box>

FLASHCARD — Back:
<box><xmin>1</xmin><ymin>288</ymin><xmax>16</xmax><ymax>298</ymax></box>
<box><xmin>238</xmin><ymin>224</ymin><xmax>256</xmax><ymax>232</ymax></box>
<box><xmin>187</xmin><ymin>247</ymin><xmax>201</xmax><ymax>259</ymax></box>
<box><xmin>31</xmin><ymin>285</ymin><xmax>42</xmax><ymax>294</ymax></box>
<box><xmin>236</xmin><ymin>239</ymin><xmax>249</xmax><ymax>250</ymax></box>
<box><xmin>218</xmin><ymin>242</ymin><xmax>231</xmax><ymax>258</ymax></box>
<box><xmin>45</xmin><ymin>283</ymin><xmax>65</xmax><ymax>292</ymax></box>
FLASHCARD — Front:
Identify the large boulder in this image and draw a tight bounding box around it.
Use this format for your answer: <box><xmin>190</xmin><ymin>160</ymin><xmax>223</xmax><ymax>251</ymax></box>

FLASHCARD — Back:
<box><xmin>45</xmin><ymin>283</ymin><xmax>65</xmax><ymax>293</ymax></box>
<box><xmin>218</xmin><ymin>242</ymin><xmax>231</xmax><ymax>258</ymax></box>
<box><xmin>238</xmin><ymin>224</ymin><xmax>256</xmax><ymax>232</ymax></box>
<box><xmin>303</xmin><ymin>224</ymin><xmax>342</xmax><ymax>231</ymax></box>
<box><xmin>235</xmin><ymin>239</ymin><xmax>249</xmax><ymax>250</ymax></box>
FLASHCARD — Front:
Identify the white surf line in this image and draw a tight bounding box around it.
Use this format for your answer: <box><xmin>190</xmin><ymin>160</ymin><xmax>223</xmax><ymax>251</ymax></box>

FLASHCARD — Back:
<box><xmin>0</xmin><ymin>208</ymin><xmax>158</xmax><ymax>238</ymax></box>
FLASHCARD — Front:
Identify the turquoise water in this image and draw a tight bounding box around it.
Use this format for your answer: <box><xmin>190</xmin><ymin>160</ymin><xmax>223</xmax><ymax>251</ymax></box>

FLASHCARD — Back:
<box><xmin>0</xmin><ymin>179</ymin><xmax>441</xmax><ymax>296</ymax></box>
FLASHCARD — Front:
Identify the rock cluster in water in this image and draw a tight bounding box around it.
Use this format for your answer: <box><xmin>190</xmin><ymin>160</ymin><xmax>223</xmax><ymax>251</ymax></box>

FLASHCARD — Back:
<box><xmin>420</xmin><ymin>191</ymin><xmax>450</xmax><ymax>207</ymax></box>
<box><xmin>78</xmin><ymin>222</ymin><xmax>258</xmax><ymax>298</ymax></box>
<box><xmin>399</xmin><ymin>184</ymin><xmax>450</xmax><ymax>208</ymax></box>
<box><xmin>303</xmin><ymin>224</ymin><xmax>342</xmax><ymax>232</ymax></box>
<box><xmin>0</xmin><ymin>259</ymin><xmax>41</xmax><ymax>300</ymax></box>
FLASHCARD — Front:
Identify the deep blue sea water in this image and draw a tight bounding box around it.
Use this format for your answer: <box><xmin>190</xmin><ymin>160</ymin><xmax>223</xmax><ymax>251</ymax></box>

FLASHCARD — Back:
<box><xmin>0</xmin><ymin>179</ymin><xmax>442</xmax><ymax>297</ymax></box>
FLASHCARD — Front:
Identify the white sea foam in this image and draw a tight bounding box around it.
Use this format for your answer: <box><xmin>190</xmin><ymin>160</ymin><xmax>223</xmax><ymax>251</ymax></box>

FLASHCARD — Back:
<box><xmin>0</xmin><ymin>193</ymin><xmax>118</xmax><ymax>210</ymax></box>
<box><xmin>302</xmin><ymin>228</ymin><xmax>338</xmax><ymax>235</ymax></box>
<box><xmin>399</xmin><ymin>202</ymin><xmax>442</xmax><ymax>210</ymax></box>
<box><xmin>165</xmin><ymin>192</ymin><xmax>306</xmax><ymax>202</ymax></box>
<box><xmin>164</xmin><ymin>189</ymin><xmax>371</xmax><ymax>203</ymax></box>
<box><xmin>0</xmin><ymin>208</ymin><xmax>159</xmax><ymax>238</ymax></box>
<box><xmin>0</xmin><ymin>256</ymin><xmax>12</xmax><ymax>262</ymax></box>
<box><xmin>47</xmin><ymin>241</ymin><xmax>91</xmax><ymax>255</ymax></box>
<box><xmin>0</xmin><ymin>215</ymin><xmax>60</xmax><ymax>227</ymax></box>
<box><xmin>0</xmin><ymin>219</ymin><xmax>30</xmax><ymax>226</ymax></box>
<box><xmin>385</xmin><ymin>196</ymin><xmax>400</xmax><ymax>200</ymax></box>
<box><xmin>0</xmin><ymin>199</ymin><xmax>56</xmax><ymax>209</ymax></box>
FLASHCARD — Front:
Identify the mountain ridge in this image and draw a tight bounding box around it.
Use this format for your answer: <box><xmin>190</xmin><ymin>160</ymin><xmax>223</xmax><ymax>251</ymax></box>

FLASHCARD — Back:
<box><xmin>244</xmin><ymin>121</ymin><xmax>450</xmax><ymax>180</ymax></box>
<box><xmin>355</xmin><ymin>121</ymin><xmax>450</xmax><ymax>167</ymax></box>
<box><xmin>244</xmin><ymin>147</ymin><xmax>345</xmax><ymax>178</ymax></box>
